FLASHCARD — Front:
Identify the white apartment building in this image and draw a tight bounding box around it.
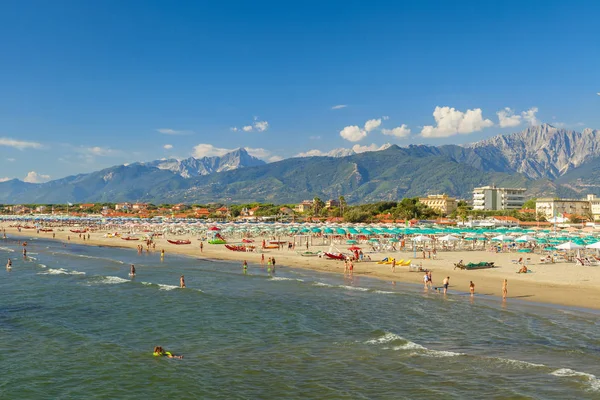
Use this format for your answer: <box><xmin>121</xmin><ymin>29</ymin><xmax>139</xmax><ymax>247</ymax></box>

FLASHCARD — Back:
<box><xmin>472</xmin><ymin>185</ymin><xmax>526</xmax><ymax>211</ymax></box>
<box><xmin>535</xmin><ymin>197</ymin><xmax>591</xmax><ymax>220</ymax></box>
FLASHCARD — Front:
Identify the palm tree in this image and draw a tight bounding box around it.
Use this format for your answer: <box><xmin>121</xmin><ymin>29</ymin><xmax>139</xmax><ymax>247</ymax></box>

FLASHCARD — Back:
<box><xmin>339</xmin><ymin>195</ymin><xmax>346</xmax><ymax>217</ymax></box>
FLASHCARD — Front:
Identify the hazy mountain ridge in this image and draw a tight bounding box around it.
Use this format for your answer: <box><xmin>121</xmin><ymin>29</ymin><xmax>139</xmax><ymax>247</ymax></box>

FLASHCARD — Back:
<box><xmin>0</xmin><ymin>125</ymin><xmax>598</xmax><ymax>204</ymax></box>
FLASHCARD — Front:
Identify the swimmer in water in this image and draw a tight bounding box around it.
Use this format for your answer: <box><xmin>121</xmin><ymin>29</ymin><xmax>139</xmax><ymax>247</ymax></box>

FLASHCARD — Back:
<box><xmin>243</xmin><ymin>260</ymin><xmax>248</xmax><ymax>273</ymax></box>
<box><xmin>180</xmin><ymin>275</ymin><xmax>186</xmax><ymax>288</ymax></box>
<box><xmin>6</xmin><ymin>258</ymin><xmax>12</xmax><ymax>270</ymax></box>
<box><xmin>153</xmin><ymin>346</ymin><xmax>183</xmax><ymax>359</ymax></box>
<box><xmin>130</xmin><ymin>264</ymin><xmax>136</xmax><ymax>276</ymax></box>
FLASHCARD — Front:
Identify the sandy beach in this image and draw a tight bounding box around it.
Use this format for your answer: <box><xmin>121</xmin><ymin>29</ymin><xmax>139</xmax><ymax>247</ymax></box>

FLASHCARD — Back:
<box><xmin>4</xmin><ymin>225</ymin><xmax>600</xmax><ymax>310</ymax></box>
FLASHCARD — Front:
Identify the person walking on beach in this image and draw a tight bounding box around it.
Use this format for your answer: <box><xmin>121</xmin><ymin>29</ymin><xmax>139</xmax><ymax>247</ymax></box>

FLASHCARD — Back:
<box><xmin>200</xmin><ymin>242</ymin><xmax>203</xmax><ymax>252</ymax></box>
<box><xmin>442</xmin><ymin>276</ymin><xmax>450</xmax><ymax>294</ymax></box>
<box><xmin>502</xmin><ymin>279</ymin><xmax>507</xmax><ymax>300</ymax></box>
<box><xmin>391</xmin><ymin>258</ymin><xmax>396</xmax><ymax>272</ymax></box>
<box><xmin>180</xmin><ymin>275</ymin><xmax>186</xmax><ymax>288</ymax></box>
<box><xmin>469</xmin><ymin>281</ymin><xmax>475</xmax><ymax>296</ymax></box>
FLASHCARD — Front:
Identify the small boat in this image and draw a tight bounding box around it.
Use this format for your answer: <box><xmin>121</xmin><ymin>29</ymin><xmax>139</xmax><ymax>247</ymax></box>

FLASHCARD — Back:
<box><xmin>225</xmin><ymin>244</ymin><xmax>254</xmax><ymax>252</ymax></box>
<box><xmin>269</xmin><ymin>240</ymin><xmax>288</xmax><ymax>245</ymax></box>
<box><xmin>70</xmin><ymin>229</ymin><xmax>87</xmax><ymax>233</ymax></box>
<box><xmin>298</xmin><ymin>251</ymin><xmax>321</xmax><ymax>257</ymax></box>
<box><xmin>242</xmin><ymin>239</ymin><xmax>254</xmax><ymax>243</ymax></box>
<box><xmin>167</xmin><ymin>239</ymin><xmax>191</xmax><ymax>245</ymax></box>
<box><xmin>324</xmin><ymin>252</ymin><xmax>346</xmax><ymax>260</ymax></box>
<box><xmin>121</xmin><ymin>237</ymin><xmax>139</xmax><ymax>241</ymax></box>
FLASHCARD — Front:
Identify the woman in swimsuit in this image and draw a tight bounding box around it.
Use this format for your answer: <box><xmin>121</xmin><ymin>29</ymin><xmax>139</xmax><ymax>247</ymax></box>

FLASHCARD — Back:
<box><xmin>469</xmin><ymin>281</ymin><xmax>475</xmax><ymax>296</ymax></box>
<box><xmin>180</xmin><ymin>275</ymin><xmax>186</xmax><ymax>288</ymax></box>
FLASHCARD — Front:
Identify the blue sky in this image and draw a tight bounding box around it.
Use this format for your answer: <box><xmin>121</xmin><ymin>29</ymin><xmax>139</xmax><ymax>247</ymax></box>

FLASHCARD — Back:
<box><xmin>0</xmin><ymin>0</ymin><xmax>599</xmax><ymax>182</ymax></box>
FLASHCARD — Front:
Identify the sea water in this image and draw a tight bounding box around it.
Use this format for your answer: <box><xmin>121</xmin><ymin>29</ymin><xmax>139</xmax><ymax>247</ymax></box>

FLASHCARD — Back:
<box><xmin>0</xmin><ymin>237</ymin><xmax>599</xmax><ymax>399</ymax></box>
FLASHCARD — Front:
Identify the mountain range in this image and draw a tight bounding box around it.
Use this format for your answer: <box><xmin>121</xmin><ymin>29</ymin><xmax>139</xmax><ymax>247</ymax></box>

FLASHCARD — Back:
<box><xmin>1</xmin><ymin>124</ymin><xmax>599</xmax><ymax>204</ymax></box>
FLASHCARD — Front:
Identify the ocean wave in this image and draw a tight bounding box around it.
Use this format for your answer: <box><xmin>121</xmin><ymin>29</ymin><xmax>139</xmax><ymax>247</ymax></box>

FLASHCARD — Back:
<box><xmin>38</xmin><ymin>268</ymin><xmax>86</xmax><ymax>276</ymax></box>
<box><xmin>270</xmin><ymin>277</ymin><xmax>304</xmax><ymax>282</ymax></box>
<box><xmin>0</xmin><ymin>247</ymin><xmax>15</xmax><ymax>253</ymax></box>
<box><xmin>38</xmin><ymin>264</ymin><xmax>47</xmax><ymax>268</ymax></box>
<box><xmin>76</xmin><ymin>254</ymin><xmax>125</xmax><ymax>264</ymax></box>
<box><xmin>313</xmin><ymin>282</ymin><xmax>334</xmax><ymax>287</ymax></box>
<box><xmin>366</xmin><ymin>332</ymin><xmax>462</xmax><ymax>358</ymax></box>
<box><xmin>373</xmin><ymin>290</ymin><xmax>394</xmax><ymax>295</ymax></box>
<box><xmin>494</xmin><ymin>358</ymin><xmax>546</xmax><ymax>369</ymax></box>
<box><xmin>338</xmin><ymin>285</ymin><xmax>369</xmax><ymax>292</ymax></box>
<box><xmin>158</xmin><ymin>284</ymin><xmax>180</xmax><ymax>291</ymax></box>
<box><xmin>551</xmin><ymin>368</ymin><xmax>600</xmax><ymax>391</ymax></box>
<box><xmin>94</xmin><ymin>276</ymin><xmax>129</xmax><ymax>284</ymax></box>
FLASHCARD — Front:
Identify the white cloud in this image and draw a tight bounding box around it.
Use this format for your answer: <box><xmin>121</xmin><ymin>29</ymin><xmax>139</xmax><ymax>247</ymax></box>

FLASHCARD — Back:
<box><xmin>164</xmin><ymin>144</ymin><xmax>173</xmax><ymax>150</ymax></box>
<box><xmin>521</xmin><ymin>107</ymin><xmax>539</xmax><ymax>126</ymax></box>
<box><xmin>420</xmin><ymin>106</ymin><xmax>494</xmax><ymax>138</ymax></box>
<box><xmin>382</xmin><ymin>116</ymin><xmax>390</xmax><ymax>120</ymax></box>
<box><xmin>295</xmin><ymin>143</ymin><xmax>391</xmax><ymax>158</ymax></box>
<box><xmin>552</xmin><ymin>122</ymin><xmax>566</xmax><ymax>128</ymax></box>
<box><xmin>242</xmin><ymin>125</ymin><xmax>253</xmax><ymax>132</ymax></box>
<box><xmin>192</xmin><ymin>144</ymin><xmax>232</xmax><ymax>158</ymax></box>
<box><xmin>331</xmin><ymin>104</ymin><xmax>347</xmax><ymax>110</ymax></box>
<box><xmin>86</xmin><ymin>146</ymin><xmax>117</xmax><ymax>157</ymax></box>
<box><xmin>156</xmin><ymin>128</ymin><xmax>191</xmax><ymax>135</ymax></box>
<box><xmin>577</xmin><ymin>122</ymin><xmax>585</xmax><ymax>126</ymax></box>
<box><xmin>497</xmin><ymin>107</ymin><xmax>522</xmax><ymax>128</ymax></box>
<box><xmin>597</xmin><ymin>92</ymin><xmax>600</xmax><ymax>96</ymax></box>
<box><xmin>382</xmin><ymin>124</ymin><xmax>411</xmax><ymax>138</ymax></box>
<box><xmin>23</xmin><ymin>171</ymin><xmax>50</xmax><ymax>183</ymax></box>
<box><xmin>0</xmin><ymin>137</ymin><xmax>43</xmax><ymax>150</ymax></box>
<box><xmin>295</xmin><ymin>149</ymin><xmax>326</xmax><ymax>157</ymax></box>
<box><xmin>245</xmin><ymin>147</ymin><xmax>271</xmax><ymax>159</ymax></box>
<box><xmin>6</xmin><ymin>158</ymin><xmax>15</xmax><ymax>162</ymax></box>
<box><xmin>339</xmin><ymin>125</ymin><xmax>366</xmax><ymax>142</ymax></box>
<box><xmin>230</xmin><ymin>127</ymin><xmax>239</xmax><ymax>132</ymax></box>
<box><xmin>254</xmin><ymin>121</ymin><xmax>269</xmax><ymax>132</ymax></box>
<box><xmin>268</xmin><ymin>156</ymin><xmax>283</xmax><ymax>162</ymax></box>
<box><xmin>0</xmin><ymin>177</ymin><xmax>10</xmax><ymax>182</ymax></box>
<box><xmin>364</xmin><ymin>119</ymin><xmax>382</xmax><ymax>132</ymax></box>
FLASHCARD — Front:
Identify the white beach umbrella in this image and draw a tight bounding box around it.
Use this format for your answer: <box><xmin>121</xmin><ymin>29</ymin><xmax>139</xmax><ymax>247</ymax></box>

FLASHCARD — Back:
<box><xmin>556</xmin><ymin>241</ymin><xmax>583</xmax><ymax>250</ymax></box>
<box><xmin>585</xmin><ymin>241</ymin><xmax>600</xmax><ymax>249</ymax></box>
<box><xmin>491</xmin><ymin>234</ymin><xmax>513</xmax><ymax>242</ymax></box>
<box><xmin>515</xmin><ymin>235</ymin><xmax>537</xmax><ymax>242</ymax></box>
<box><xmin>438</xmin><ymin>234</ymin><xmax>460</xmax><ymax>242</ymax></box>
<box><xmin>412</xmin><ymin>235</ymin><xmax>432</xmax><ymax>242</ymax></box>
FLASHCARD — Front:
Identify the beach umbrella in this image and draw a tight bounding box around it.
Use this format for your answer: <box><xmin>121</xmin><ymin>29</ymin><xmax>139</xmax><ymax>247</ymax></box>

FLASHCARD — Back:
<box><xmin>556</xmin><ymin>241</ymin><xmax>583</xmax><ymax>250</ymax></box>
<box><xmin>438</xmin><ymin>234</ymin><xmax>459</xmax><ymax>242</ymax></box>
<box><xmin>346</xmin><ymin>239</ymin><xmax>358</xmax><ymax>244</ymax></box>
<box><xmin>348</xmin><ymin>246</ymin><xmax>362</xmax><ymax>251</ymax></box>
<box><xmin>515</xmin><ymin>235</ymin><xmax>536</xmax><ymax>242</ymax></box>
<box><xmin>491</xmin><ymin>234</ymin><xmax>513</xmax><ymax>242</ymax></box>
<box><xmin>585</xmin><ymin>241</ymin><xmax>600</xmax><ymax>249</ymax></box>
<box><xmin>388</xmin><ymin>238</ymin><xmax>399</xmax><ymax>243</ymax></box>
<box><xmin>412</xmin><ymin>235</ymin><xmax>432</xmax><ymax>242</ymax></box>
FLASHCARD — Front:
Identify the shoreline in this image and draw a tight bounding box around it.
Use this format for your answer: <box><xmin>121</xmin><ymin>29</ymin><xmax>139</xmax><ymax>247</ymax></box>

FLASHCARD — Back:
<box><xmin>4</xmin><ymin>225</ymin><xmax>600</xmax><ymax>311</ymax></box>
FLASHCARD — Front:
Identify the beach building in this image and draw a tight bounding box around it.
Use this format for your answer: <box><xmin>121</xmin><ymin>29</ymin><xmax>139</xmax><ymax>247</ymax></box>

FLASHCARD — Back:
<box><xmin>472</xmin><ymin>185</ymin><xmax>526</xmax><ymax>210</ymax></box>
<box><xmin>215</xmin><ymin>206</ymin><xmax>229</xmax><ymax>216</ymax></box>
<box><xmin>115</xmin><ymin>202</ymin><xmax>131</xmax><ymax>211</ymax></box>
<box><xmin>588</xmin><ymin>195</ymin><xmax>600</xmax><ymax>221</ymax></box>
<box><xmin>535</xmin><ymin>197</ymin><xmax>591</xmax><ymax>220</ymax></box>
<box><xmin>132</xmin><ymin>203</ymin><xmax>149</xmax><ymax>211</ymax></box>
<box><xmin>418</xmin><ymin>194</ymin><xmax>457</xmax><ymax>215</ymax></box>
<box><xmin>295</xmin><ymin>200</ymin><xmax>314</xmax><ymax>213</ymax></box>
<box><xmin>325</xmin><ymin>199</ymin><xmax>339</xmax><ymax>209</ymax></box>
<box><xmin>194</xmin><ymin>208</ymin><xmax>210</xmax><ymax>218</ymax></box>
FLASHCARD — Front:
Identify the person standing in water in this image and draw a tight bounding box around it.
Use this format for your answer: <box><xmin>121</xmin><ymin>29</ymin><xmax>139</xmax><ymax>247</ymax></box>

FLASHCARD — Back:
<box><xmin>469</xmin><ymin>281</ymin><xmax>475</xmax><ymax>296</ymax></box>
<box><xmin>442</xmin><ymin>276</ymin><xmax>450</xmax><ymax>294</ymax></box>
<box><xmin>161</xmin><ymin>249</ymin><xmax>165</xmax><ymax>260</ymax></box>
<box><xmin>243</xmin><ymin>260</ymin><xmax>248</xmax><ymax>274</ymax></box>
<box><xmin>6</xmin><ymin>258</ymin><xmax>12</xmax><ymax>270</ymax></box>
<box><xmin>130</xmin><ymin>264</ymin><xmax>136</xmax><ymax>277</ymax></box>
<box><xmin>502</xmin><ymin>279</ymin><xmax>508</xmax><ymax>300</ymax></box>
<box><xmin>180</xmin><ymin>275</ymin><xmax>186</xmax><ymax>288</ymax></box>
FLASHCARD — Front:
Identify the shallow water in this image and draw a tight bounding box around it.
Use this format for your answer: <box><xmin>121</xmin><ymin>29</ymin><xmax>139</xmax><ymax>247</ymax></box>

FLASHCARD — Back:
<box><xmin>1</xmin><ymin>237</ymin><xmax>599</xmax><ymax>399</ymax></box>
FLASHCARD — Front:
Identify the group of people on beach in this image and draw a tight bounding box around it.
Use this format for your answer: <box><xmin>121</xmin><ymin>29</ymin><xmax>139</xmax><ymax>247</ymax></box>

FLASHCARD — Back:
<box><xmin>423</xmin><ymin>272</ymin><xmax>509</xmax><ymax>300</ymax></box>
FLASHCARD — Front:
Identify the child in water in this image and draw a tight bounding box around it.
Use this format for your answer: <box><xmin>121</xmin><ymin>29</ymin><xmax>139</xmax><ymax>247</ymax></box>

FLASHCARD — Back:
<box><xmin>153</xmin><ymin>346</ymin><xmax>183</xmax><ymax>359</ymax></box>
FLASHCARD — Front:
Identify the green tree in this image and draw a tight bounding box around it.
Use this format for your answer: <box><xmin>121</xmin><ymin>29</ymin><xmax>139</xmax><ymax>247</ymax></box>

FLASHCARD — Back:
<box><xmin>339</xmin><ymin>195</ymin><xmax>347</xmax><ymax>217</ymax></box>
<box><xmin>313</xmin><ymin>197</ymin><xmax>324</xmax><ymax>214</ymax></box>
<box><xmin>522</xmin><ymin>198</ymin><xmax>537</xmax><ymax>209</ymax></box>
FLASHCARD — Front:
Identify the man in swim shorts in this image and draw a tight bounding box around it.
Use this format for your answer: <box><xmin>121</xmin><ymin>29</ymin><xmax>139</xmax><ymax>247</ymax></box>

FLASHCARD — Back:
<box><xmin>442</xmin><ymin>276</ymin><xmax>450</xmax><ymax>294</ymax></box>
